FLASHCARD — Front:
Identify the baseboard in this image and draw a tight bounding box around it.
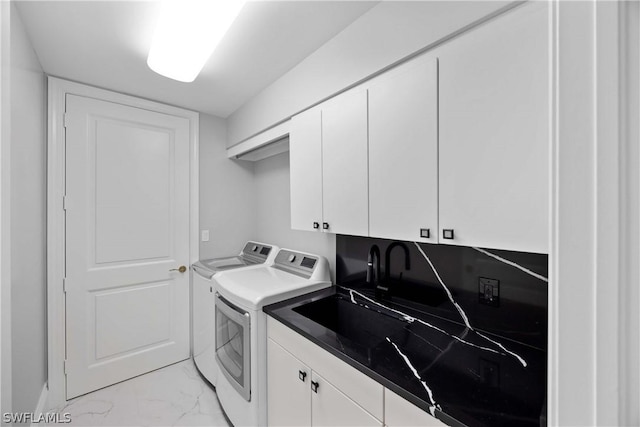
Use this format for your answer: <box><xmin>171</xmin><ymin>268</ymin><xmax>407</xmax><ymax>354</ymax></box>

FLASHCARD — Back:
<box><xmin>30</xmin><ymin>383</ymin><xmax>48</xmax><ymax>426</ymax></box>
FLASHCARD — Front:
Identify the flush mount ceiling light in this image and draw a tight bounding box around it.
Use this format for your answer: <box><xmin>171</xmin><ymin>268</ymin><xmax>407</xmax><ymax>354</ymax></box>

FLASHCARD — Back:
<box><xmin>147</xmin><ymin>0</ymin><xmax>246</xmax><ymax>83</ymax></box>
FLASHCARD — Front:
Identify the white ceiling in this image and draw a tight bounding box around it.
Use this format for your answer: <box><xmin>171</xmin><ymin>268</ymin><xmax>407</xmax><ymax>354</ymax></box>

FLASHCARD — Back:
<box><xmin>16</xmin><ymin>1</ymin><xmax>378</xmax><ymax>118</ymax></box>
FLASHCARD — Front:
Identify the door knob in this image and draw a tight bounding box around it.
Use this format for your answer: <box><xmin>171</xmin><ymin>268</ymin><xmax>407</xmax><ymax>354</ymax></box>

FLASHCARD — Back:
<box><xmin>170</xmin><ymin>265</ymin><xmax>187</xmax><ymax>273</ymax></box>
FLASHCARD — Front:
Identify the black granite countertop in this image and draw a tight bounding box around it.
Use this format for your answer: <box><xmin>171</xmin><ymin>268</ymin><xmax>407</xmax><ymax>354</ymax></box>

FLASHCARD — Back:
<box><xmin>264</xmin><ymin>285</ymin><xmax>546</xmax><ymax>427</ymax></box>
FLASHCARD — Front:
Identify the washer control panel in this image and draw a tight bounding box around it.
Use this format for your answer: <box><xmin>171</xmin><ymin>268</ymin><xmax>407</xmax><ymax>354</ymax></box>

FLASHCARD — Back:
<box><xmin>241</xmin><ymin>241</ymin><xmax>273</xmax><ymax>263</ymax></box>
<box><xmin>274</xmin><ymin>250</ymin><xmax>318</xmax><ymax>278</ymax></box>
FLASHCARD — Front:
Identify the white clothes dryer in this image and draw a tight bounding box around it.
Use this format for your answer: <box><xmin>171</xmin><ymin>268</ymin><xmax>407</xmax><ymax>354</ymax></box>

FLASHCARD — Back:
<box><xmin>213</xmin><ymin>248</ymin><xmax>331</xmax><ymax>426</ymax></box>
<box><xmin>191</xmin><ymin>241</ymin><xmax>278</xmax><ymax>386</ymax></box>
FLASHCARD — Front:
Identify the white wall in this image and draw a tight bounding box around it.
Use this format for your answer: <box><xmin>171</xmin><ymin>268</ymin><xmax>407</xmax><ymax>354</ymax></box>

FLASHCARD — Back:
<box><xmin>199</xmin><ymin>113</ymin><xmax>256</xmax><ymax>258</ymax></box>
<box><xmin>0</xmin><ymin>0</ymin><xmax>12</xmax><ymax>418</ymax></box>
<box><xmin>227</xmin><ymin>1</ymin><xmax>514</xmax><ymax>145</ymax></box>
<box><xmin>9</xmin><ymin>2</ymin><xmax>47</xmax><ymax>416</ymax></box>
<box><xmin>253</xmin><ymin>152</ymin><xmax>335</xmax><ymax>280</ymax></box>
<box><xmin>199</xmin><ymin>117</ymin><xmax>335</xmax><ymax>275</ymax></box>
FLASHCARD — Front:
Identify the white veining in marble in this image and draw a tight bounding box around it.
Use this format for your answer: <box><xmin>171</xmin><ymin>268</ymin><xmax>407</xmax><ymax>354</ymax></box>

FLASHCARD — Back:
<box><xmin>412</xmin><ymin>242</ymin><xmax>528</xmax><ymax>368</ymax></box>
<box><xmin>476</xmin><ymin>330</ymin><xmax>527</xmax><ymax>368</ymax></box>
<box><xmin>472</xmin><ymin>246</ymin><xmax>549</xmax><ymax>283</ymax></box>
<box><xmin>45</xmin><ymin>359</ymin><xmax>229</xmax><ymax>427</ymax></box>
<box><xmin>413</xmin><ymin>243</ymin><xmax>471</xmax><ymax>328</ymax></box>
<box><xmin>386</xmin><ymin>337</ymin><xmax>441</xmax><ymax>417</ymax></box>
<box><xmin>346</xmin><ymin>288</ymin><xmax>502</xmax><ymax>355</ymax></box>
<box><xmin>349</xmin><ymin>290</ymin><xmax>357</xmax><ymax>304</ymax></box>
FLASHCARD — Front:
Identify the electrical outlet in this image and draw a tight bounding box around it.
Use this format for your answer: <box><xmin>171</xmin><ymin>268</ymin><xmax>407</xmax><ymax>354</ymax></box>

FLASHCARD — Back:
<box><xmin>201</xmin><ymin>230</ymin><xmax>209</xmax><ymax>242</ymax></box>
<box><xmin>478</xmin><ymin>277</ymin><xmax>500</xmax><ymax>307</ymax></box>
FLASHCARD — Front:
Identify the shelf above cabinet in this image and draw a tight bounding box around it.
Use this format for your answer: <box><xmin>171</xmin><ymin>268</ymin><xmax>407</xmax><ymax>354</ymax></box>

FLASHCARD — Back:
<box><xmin>227</xmin><ymin>120</ymin><xmax>290</xmax><ymax>161</ymax></box>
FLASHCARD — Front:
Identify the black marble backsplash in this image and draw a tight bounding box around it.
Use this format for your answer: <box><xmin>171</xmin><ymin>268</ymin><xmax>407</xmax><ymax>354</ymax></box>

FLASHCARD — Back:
<box><xmin>336</xmin><ymin>235</ymin><xmax>548</xmax><ymax>353</ymax></box>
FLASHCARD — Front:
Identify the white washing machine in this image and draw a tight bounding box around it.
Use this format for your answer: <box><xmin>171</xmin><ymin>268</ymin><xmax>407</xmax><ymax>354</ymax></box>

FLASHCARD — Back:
<box><xmin>213</xmin><ymin>248</ymin><xmax>331</xmax><ymax>426</ymax></box>
<box><xmin>191</xmin><ymin>241</ymin><xmax>278</xmax><ymax>387</ymax></box>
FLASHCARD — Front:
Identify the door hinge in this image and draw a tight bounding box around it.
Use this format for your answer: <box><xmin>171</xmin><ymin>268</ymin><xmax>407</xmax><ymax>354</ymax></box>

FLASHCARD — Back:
<box><xmin>63</xmin><ymin>277</ymin><xmax>67</xmax><ymax>293</ymax></box>
<box><xmin>63</xmin><ymin>359</ymin><xmax>68</xmax><ymax>374</ymax></box>
<box><xmin>63</xmin><ymin>113</ymin><xmax>69</xmax><ymax>128</ymax></box>
<box><xmin>63</xmin><ymin>195</ymin><xmax>67</xmax><ymax>211</ymax></box>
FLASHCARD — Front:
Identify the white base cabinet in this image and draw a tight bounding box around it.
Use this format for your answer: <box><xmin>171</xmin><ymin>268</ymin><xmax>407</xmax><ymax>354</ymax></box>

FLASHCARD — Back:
<box><xmin>267</xmin><ymin>338</ymin><xmax>381</xmax><ymax>427</ymax></box>
<box><xmin>385</xmin><ymin>388</ymin><xmax>448</xmax><ymax>427</ymax></box>
<box><xmin>267</xmin><ymin>317</ymin><xmax>446</xmax><ymax>427</ymax></box>
<box><xmin>267</xmin><ymin>338</ymin><xmax>311</xmax><ymax>426</ymax></box>
<box><xmin>310</xmin><ymin>370</ymin><xmax>382</xmax><ymax>427</ymax></box>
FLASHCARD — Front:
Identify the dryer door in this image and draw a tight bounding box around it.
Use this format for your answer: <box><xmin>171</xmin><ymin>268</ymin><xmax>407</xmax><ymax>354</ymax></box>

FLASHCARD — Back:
<box><xmin>192</xmin><ymin>268</ymin><xmax>217</xmax><ymax>385</ymax></box>
<box><xmin>215</xmin><ymin>293</ymin><xmax>251</xmax><ymax>401</ymax></box>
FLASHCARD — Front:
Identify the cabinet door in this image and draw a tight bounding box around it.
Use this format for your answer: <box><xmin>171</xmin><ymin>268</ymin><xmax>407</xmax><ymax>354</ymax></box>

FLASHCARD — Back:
<box><xmin>385</xmin><ymin>388</ymin><xmax>448</xmax><ymax>427</ymax></box>
<box><xmin>267</xmin><ymin>338</ymin><xmax>311</xmax><ymax>426</ymax></box>
<box><xmin>321</xmin><ymin>89</ymin><xmax>369</xmax><ymax>236</ymax></box>
<box><xmin>290</xmin><ymin>106</ymin><xmax>323</xmax><ymax>232</ymax></box>
<box><xmin>368</xmin><ymin>54</ymin><xmax>438</xmax><ymax>243</ymax></box>
<box><xmin>311</xmin><ymin>371</ymin><xmax>382</xmax><ymax>427</ymax></box>
<box><xmin>438</xmin><ymin>2</ymin><xmax>549</xmax><ymax>253</ymax></box>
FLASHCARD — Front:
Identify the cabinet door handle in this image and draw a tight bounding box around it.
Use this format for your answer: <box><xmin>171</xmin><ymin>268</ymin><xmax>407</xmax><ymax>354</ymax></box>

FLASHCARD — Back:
<box><xmin>311</xmin><ymin>380</ymin><xmax>319</xmax><ymax>393</ymax></box>
<box><xmin>443</xmin><ymin>229</ymin><xmax>455</xmax><ymax>240</ymax></box>
<box><xmin>322</xmin><ymin>222</ymin><xmax>329</xmax><ymax>230</ymax></box>
<box><xmin>298</xmin><ymin>370</ymin><xmax>307</xmax><ymax>382</ymax></box>
<box><xmin>420</xmin><ymin>228</ymin><xmax>430</xmax><ymax>238</ymax></box>
<box><xmin>313</xmin><ymin>222</ymin><xmax>320</xmax><ymax>229</ymax></box>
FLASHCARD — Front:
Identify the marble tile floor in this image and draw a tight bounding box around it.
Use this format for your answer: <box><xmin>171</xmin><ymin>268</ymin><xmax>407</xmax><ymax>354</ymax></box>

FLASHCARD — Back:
<box><xmin>45</xmin><ymin>359</ymin><xmax>230</xmax><ymax>427</ymax></box>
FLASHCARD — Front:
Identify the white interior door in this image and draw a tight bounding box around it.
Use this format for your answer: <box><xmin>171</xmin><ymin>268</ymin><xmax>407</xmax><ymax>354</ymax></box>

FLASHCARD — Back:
<box><xmin>64</xmin><ymin>94</ymin><xmax>191</xmax><ymax>399</ymax></box>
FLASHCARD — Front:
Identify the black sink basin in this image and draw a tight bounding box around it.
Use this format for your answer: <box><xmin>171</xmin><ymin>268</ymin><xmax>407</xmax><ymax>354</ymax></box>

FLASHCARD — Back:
<box><xmin>292</xmin><ymin>293</ymin><xmax>408</xmax><ymax>351</ymax></box>
<box><xmin>266</xmin><ymin>287</ymin><xmax>547</xmax><ymax>427</ymax></box>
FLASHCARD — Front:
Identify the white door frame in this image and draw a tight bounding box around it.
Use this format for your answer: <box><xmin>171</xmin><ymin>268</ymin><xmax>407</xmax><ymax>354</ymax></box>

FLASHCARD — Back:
<box><xmin>46</xmin><ymin>77</ymin><xmax>199</xmax><ymax>409</ymax></box>
<box><xmin>549</xmin><ymin>1</ymin><xmax>638</xmax><ymax>425</ymax></box>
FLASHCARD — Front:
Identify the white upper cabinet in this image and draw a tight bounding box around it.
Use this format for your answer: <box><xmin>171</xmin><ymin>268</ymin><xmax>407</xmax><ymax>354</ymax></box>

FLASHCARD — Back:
<box><xmin>321</xmin><ymin>89</ymin><xmax>369</xmax><ymax>236</ymax></box>
<box><xmin>290</xmin><ymin>106</ymin><xmax>323</xmax><ymax>232</ymax></box>
<box><xmin>368</xmin><ymin>54</ymin><xmax>438</xmax><ymax>243</ymax></box>
<box><xmin>289</xmin><ymin>2</ymin><xmax>549</xmax><ymax>253</ymax></box>
<box><xmin>290</xmin><ymin>89</ymin><xmax>369</xmax><ymax>237</ymax></box>
<box><xmin>438</xmin><ymin>2</ymin><xmax>550</xmax><ymax>253</ymax></box>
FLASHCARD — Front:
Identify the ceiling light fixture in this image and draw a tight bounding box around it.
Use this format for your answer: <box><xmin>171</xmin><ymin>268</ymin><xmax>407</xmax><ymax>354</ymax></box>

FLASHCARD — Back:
<box><xmin>147</xmin><ymin>0</ymin><xmax>246</xmax><ymax>83</ymax></box>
